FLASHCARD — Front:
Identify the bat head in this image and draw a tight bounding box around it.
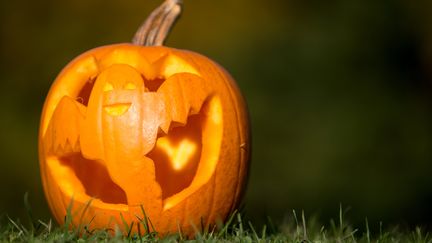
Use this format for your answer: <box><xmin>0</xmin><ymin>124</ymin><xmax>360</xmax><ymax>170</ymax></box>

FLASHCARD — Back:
<box><xmin>90</xmin><ymin>64</ymin><xmax>145</xmax><ymax>117</ymax></box>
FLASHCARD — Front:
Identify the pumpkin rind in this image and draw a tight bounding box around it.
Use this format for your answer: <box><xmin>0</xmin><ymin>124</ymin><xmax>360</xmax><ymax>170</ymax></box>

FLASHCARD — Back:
<box><xmin>38</xmin><ymin>44</ymin><xmax>250</xmax><ymax>236</ymax></box>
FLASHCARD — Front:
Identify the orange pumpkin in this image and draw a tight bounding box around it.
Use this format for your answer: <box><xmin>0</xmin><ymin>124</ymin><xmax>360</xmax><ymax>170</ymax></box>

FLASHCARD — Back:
<box><xmin>38</xmin><ymin>0</ymin><xmax>249</xmax><ymax>237</ymax></box>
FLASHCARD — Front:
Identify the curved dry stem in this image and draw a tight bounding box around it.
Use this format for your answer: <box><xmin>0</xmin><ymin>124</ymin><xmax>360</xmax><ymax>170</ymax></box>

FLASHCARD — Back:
<box><xmin>132</xmin><ymin>0</ymin><xmax>183</xmax><ymax>46</ymax></box>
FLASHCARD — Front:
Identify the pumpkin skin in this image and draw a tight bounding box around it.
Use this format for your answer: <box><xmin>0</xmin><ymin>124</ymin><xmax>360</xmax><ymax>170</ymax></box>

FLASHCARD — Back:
<box><xmin>38</xmin><ymin>44</ymin><xmax>250</xmax><ymax>236</ymax></box>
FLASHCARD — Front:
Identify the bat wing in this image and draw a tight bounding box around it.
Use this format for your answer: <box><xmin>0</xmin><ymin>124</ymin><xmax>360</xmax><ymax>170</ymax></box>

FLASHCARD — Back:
<box><xmin>140</xmin><ymin>92</ymin><xmax>166</xmax><ymax>155</ymax></box>
<box><xmin>157</xmin><ymin>73</ymin><xmax>209</xmax><ymax>133</ymax></box>
<box><xmin>44</xmin><ymin>96</ymin><xmax>86</xmax><ymax>157</ymax></box>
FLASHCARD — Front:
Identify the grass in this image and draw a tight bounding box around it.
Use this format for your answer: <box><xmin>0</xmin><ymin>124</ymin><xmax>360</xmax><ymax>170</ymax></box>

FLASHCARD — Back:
<box><xmin>1</xmin><ymin>196</ymin><xmax>431</xmax><ymax>242</ymax></box>
<box><xmin>2</xmin><ymin>210</ymin><xmax>432</xmax><ymax>242</ymax></box>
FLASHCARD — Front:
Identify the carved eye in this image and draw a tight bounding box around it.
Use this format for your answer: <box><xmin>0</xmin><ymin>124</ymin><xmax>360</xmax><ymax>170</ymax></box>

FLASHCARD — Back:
<box><xmin>103</xmin><ymin>82</ymin><xmax>114</xmax><ymax>92</ymax></box>
<box><xmin>124</xmin><ymin>82</ymin><xmax>136</xmax><ymax>90</ymax></box>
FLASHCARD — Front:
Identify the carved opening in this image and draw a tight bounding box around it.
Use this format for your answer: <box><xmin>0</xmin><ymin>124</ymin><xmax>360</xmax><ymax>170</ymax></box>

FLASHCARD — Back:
<box><xmin>59</xmin><ymin>154</ymin><xmax>128</xmax><ymax>204</ymax></box>
<box><xmin>56</xmin><ymin>72</ymin><xmax>217</xmax><ymax>206</ymax></box>
<box><xmin>144</xmin><ymin>77</ymin><xmax>165</xmax><ymax>92</ymax></box>
<box><xmin>77</xmin><ymin>78</ymin><xmax>95</xmax><ymax>106</ymax></box>
<box><xmin>148</xmin><ymin>114</ymin><xmax>203</xmax><ymax>200</ymax></box>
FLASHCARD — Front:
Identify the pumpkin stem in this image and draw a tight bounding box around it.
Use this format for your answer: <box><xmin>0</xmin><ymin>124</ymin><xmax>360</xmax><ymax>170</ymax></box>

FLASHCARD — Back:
<box><xmin>132</xmin><ymin>0</ymin><xmax>183</xmax><ymax>46</ymax></box>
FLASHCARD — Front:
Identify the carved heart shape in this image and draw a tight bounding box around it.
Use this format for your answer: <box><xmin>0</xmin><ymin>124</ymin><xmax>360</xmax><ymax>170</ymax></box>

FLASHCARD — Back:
<box><xmin>157</xmin><ymin>138</ymin><xmax>197</xmax><ymax>171</ymax></box>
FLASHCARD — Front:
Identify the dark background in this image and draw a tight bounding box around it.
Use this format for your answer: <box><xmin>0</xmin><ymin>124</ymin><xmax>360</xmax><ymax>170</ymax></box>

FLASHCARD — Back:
<box><xmin>1</xmin><ymin>0</ymin><xmax>432</xmax><ymax>229</ymax></box>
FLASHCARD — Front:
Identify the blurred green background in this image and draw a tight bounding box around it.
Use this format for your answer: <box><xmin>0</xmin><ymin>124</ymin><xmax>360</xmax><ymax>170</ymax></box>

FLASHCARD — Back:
<box><xmin>1</xmin><ymin>0</ymin><xmax>432</xmax><ymax>229</ymax></box>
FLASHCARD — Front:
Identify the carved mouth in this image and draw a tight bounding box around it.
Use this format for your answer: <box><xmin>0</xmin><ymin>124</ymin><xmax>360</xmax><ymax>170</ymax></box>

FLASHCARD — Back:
<box><xmin>103</xmin><ymin>103</ymin><xmax>131</xmax><ymax>116</ymax></box>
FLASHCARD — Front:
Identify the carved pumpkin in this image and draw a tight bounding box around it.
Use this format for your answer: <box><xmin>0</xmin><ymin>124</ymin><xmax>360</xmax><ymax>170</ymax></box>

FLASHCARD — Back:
<box><xmin>38</xmin><ymin>0</ymin><xmax>249</xmax><ymax>237</ymax></box>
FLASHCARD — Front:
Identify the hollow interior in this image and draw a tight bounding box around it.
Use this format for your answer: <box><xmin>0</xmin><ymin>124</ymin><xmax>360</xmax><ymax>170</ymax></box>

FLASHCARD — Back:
<box><xmin>144</xmin><ymin>77</ymin><xmax>165</xmax><ymax>92</ymax></box>
<box><xmin>148</xmin><ymin>114</ymin><xmax>203</xmax><ymax>200</ymax></box>
<box><xmin>59</xmin><ymin>154</ymin><xmax>128</xmax><ymax>204</ymax></box>
<box><xmin>55</xmin><ymin>75</ymin><xmax>208</xmax><ymax>206</ymax></box>
<box><xmin>77</xmin><ymin>78</ymin><xmax>95</xmax><ymax>106</ymax></box>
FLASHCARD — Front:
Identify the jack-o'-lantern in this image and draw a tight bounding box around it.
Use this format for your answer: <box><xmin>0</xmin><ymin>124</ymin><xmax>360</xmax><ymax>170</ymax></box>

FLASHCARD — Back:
<box><xmin>38</xmin><ymin>0</ymin><xmax>250</xmax><ymax>237</ymax></box>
